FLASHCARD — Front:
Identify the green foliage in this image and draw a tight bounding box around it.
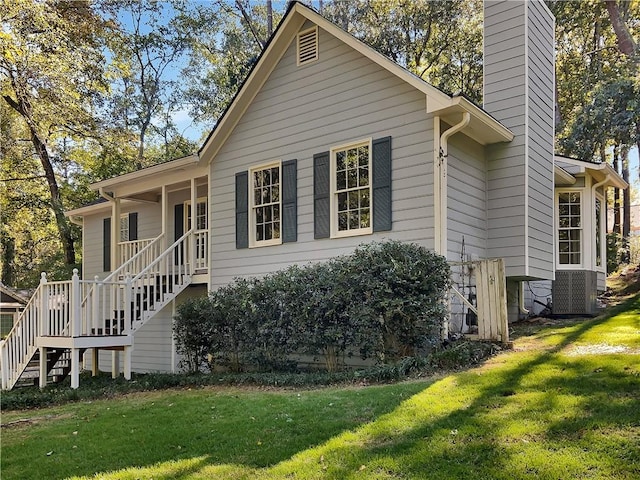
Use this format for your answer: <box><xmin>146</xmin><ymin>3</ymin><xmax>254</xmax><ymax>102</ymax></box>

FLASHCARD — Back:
<box><xmin>173</xmin><ymin>241</ymin><xmax>451</xmax><ymax>373</ymax></box>
<box><xmin>173</xmin><ymin>296</ymin><xmax>216</xmax><ymax>373</ymax></box>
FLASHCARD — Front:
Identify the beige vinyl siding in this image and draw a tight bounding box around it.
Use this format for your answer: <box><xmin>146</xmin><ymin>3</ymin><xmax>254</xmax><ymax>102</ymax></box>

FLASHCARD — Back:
<box><xmin>209</xmin><ymin>24</ymin><xmax>435</xmax><ymax>288</ymax></box>
<box><xmin>82</xmin><ymin>214</ymin><xmax>107</xmax><ymax>279</ymax></box>
<box><xmin>525</xmin><ymin>0</ymin><xmax>555</xmax><ymax>279</ymax></box>
<box><xmin>483</xmin><ymin>0</ymin><xmax>554</xmax><ymax>280</ymax></box>
<box><xmin>447</xmin><ymin>135</ymin><xmax>487</xmax><ymax>261</ymax></box>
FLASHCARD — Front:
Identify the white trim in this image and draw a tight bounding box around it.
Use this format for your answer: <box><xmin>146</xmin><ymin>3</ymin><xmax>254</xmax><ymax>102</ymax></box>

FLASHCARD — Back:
<box><xmin>594</xmin><ymin>193</ymin><xmax>605</xmax><ymax>272</ymax></box>
<box><xmin>556</xmin><ymin>188</ymin><xmax>584</xmax><ymax>269</ymax></box>
<box><xmin>329</xmin><ymin>138</ymin><xmax>373</xmax><ymax>239</ymax></box>
<box><xmin>183</xmin><ymin>197</ymin><xmax>208</xmax><ymax>232</ymax></box>
<box><xmin>249</xmin><ymin>160</ymin><xmax>283</xmax><ymax>248</ymax></box>
<box><xmin>524</xmin><ymin>0</ymin><xmax>530</xmax><ymax>277</ymax></box>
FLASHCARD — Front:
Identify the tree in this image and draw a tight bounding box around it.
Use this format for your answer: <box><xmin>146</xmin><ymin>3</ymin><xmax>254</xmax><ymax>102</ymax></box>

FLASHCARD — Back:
<box><xmin>1</xmin><ymin>0</ymin><xmax>111</xmax><ymax>269</ymax></box>
<box><xmin>180</xmin><ymin>1</ymin><xmax>281</xmax><ymax>125</ymax></box>
<box><xmin>107</xmin><ymin>0</ymin><xmax>197</xmax><ymax>168</ymax></box>
<box><xmin>322</xmin><ymin>0</ymin><xmax>484</xmax><ymax>103</ymax></box>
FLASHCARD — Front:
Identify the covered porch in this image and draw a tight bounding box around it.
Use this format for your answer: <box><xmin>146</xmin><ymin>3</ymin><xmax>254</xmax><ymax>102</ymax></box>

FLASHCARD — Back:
<box><xmin>67</xmin><ymin>155</ymin><xmax>210</xmax><ymax>283</ymax></box>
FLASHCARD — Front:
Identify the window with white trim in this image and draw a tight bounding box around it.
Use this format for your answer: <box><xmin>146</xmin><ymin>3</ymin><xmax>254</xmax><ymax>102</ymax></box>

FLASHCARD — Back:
<box><xmin>595</xmin><ymin>195</ymin><xmax>603</xmax><ymax>268</ymax></box>
<box><xmin>185</xmin><ymin>199</ymin><xmax>207</xmax><ymax>231</ymax></box>
<box><xmin>558</xmin><ymin>191</ymin><xmax>581</xmax><ymax>265</ymax></box>
<box><xmin>331</xmin><ymin>140</ymin><xmax>372</xmax><ymax>237</ymax></box>
<box><xmin>250</xmin><ymin>162</ymin><xmax>281</xmax><ymax>246</ymax></box>
<box><xmin>119</xmin><ymin>213</ymin><xmax>130</xmax><ymax>242</ymax></box>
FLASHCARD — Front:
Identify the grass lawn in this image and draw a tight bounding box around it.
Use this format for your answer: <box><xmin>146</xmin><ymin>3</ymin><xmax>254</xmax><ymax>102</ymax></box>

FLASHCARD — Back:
<box><xmin>1</xmin><ymin>295</ymin><xmax>639</xmax><ymax>480</ymax></box>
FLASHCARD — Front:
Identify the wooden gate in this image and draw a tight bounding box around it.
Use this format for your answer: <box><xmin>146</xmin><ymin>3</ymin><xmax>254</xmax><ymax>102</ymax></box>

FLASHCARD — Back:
<box><xmin>450</xmin><ymin>258</ymin><xmax>509</xmax><ymax>343</ymax></box>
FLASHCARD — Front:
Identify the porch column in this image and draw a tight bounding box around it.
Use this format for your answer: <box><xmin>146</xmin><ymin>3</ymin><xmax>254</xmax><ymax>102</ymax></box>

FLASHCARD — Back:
<box><xmin>111</xmin><ymin>351</ymin><xmax>120</xmax><ymax>378</ymax></box>
<box><xmin>111</xmin><ymin>198</ymin><xmax>121</xmax><ymax>271</ymax></box>
<box><xmin>39</xmin><ymin>347</ymin><xmax>47</xmax><ymax>389</ymax></box>
<box><xmin>190</xmin><ymin>178</ymin><xmax>197</xmax><ymax>270</ymax></box>
<box><xmin>70</xmin><ymin>348</ymin><xmax>80</xmax><ymax>389</ymax></box>
<box><xmin>123</xmin><ymin>346</ymin><xmax>132</xmax><ymax>380</ymax></box>
<box><xmin>161</xmin><ymin>184</ymin><xmax>168</xmax><ymax>251</ymax></box>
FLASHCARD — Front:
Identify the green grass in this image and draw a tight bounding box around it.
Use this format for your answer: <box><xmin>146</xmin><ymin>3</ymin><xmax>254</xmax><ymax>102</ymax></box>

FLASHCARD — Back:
<box><xmin>2</xmin><ymin>295</ymin><xmax>639</xmax><ymax>480</ymax></box>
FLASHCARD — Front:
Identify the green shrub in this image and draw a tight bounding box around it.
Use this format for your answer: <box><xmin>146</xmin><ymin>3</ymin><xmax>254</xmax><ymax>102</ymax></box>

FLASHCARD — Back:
<box><xmin>173</xmin><ymin>240</ymin><xmax>451</xmax><ymax>373</ymax></box>
<box><xmin>173</xmin><ymin>296</ymin><xmax>215</xmax><ymax>373</ymax></box>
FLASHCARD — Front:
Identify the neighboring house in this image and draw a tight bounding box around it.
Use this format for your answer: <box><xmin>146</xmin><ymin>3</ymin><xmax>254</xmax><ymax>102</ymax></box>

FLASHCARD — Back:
<box><xmin>0</xmin><ymin>283</ymin><xmax>29</xmax><ymax>338</ymax></box>
<box><xmin>0</xmin><ymin>1</ymin><xmax>627</xmax><ymax>390</ymax></box>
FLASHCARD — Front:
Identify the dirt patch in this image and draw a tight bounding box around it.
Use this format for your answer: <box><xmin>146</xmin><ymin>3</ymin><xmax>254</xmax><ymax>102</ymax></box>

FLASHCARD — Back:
<box><xmin>1</xmin><ymin>413</ymin><xmax>74</xmax><ymax>429</ymax></box>
<box><xmin>565</xmin><ymin>344</ymin><xmax>640</xmax><ymax>356</ymax></box>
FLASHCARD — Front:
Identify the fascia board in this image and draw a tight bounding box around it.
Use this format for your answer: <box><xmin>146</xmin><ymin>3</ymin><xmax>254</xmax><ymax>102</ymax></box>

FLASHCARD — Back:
<box><xmin>90</xmin><ymin>155</ymin><xmax>200</xmax><ymax>192</ymax></box>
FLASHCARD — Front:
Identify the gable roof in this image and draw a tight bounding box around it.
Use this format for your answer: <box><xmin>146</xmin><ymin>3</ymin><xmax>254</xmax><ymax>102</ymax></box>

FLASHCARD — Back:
<box><xmin>555</xmin><ymin>155</ymin><xmax>628</xmax><ymax>190</ymax></box>
<box><xmin>199</xmin><ymin>1</ymin><xmax>513</xmax><ymax>162</ymax></box>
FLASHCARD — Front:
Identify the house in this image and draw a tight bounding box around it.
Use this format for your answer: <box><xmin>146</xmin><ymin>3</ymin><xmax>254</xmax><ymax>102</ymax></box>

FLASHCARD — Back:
<box><xmin>0</xmin><ymin>283</ymin><xmax>29</xmax><ymax>338</ymax></box>
<box><xmin>0</xmin><ymin>0</ymin><xmax>627</xmax><ymax>390</ymax></box>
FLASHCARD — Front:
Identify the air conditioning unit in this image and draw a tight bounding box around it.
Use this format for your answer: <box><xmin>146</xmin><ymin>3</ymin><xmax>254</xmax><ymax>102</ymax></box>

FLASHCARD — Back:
<box><xmin>552</xmin><ymin>270</ymin><xmax>597</xmax><ymax>316</ymax></box>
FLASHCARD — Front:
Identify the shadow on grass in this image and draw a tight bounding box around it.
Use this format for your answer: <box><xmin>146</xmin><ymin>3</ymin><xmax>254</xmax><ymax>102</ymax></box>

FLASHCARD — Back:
<box><xmin>257</xmin><ymin>294</ymin><xmax>640</xmax><ymax>479</ymax></box>
<box><xmin>4</xmin><ymin>296</ymin><xmax>638</xmax><ymax>480</ymax></box>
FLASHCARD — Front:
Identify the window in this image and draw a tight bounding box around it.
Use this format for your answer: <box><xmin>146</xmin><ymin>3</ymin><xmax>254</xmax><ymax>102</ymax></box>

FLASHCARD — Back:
<box><xmin>120</xmin><ymin>213</ymin><xmax>129</xmax><ymax>242</ymax></box>
<box><xmin>331</xmin><ymin>140</ymin><xmax>372</xmax><ymax>237</ymax></box>
<box><xmin>558</xmin><ymin>192</ymin><xmax>581</xmax><ymax>265</ymax></box>
<box><xmin>185</xmin><ymin>199</ymin><xmax>207</xmax><ymax>231</ymax></box>
<box><xmin>250</xmin><ymin>163</ymin><xmax>281</xmax><ymax>246</ymax></box>
<box><xmin>314</xmin><ymin>137</ymin><xmax>391</xmax><ymax>239</ymax></box>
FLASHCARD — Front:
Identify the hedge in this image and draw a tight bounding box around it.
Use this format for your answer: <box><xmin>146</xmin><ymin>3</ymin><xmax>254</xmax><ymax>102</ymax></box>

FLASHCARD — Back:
<box><xmin>174</xmin><ymin>240</ymin><xmax>451</xmax><ymax>373</ymax></box>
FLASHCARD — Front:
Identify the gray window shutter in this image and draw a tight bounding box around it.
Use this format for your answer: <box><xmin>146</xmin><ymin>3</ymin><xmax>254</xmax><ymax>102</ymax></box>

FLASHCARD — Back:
<box><xmin>373</xmin><ymin>136</ymin><xmax>392</xmax><ymax>232</ymax></box>
<box><xmin>313</xmin><ymin>152</ymin><xmax>330</xmax><ymax>239</ymax></box>
<box><xmin>129</xmin><ymin>212</ymin><xmax>138</xmax><ymax>241</ymax></box>
<box><xmin>174</xmin><ymin>204</ymin><xmax>183</xmax><ymax>240</ymax></box>
<box><xmin>236</xmin><ymin>171</ymin><xmax>249</xmax><ymax>249</ymax></box>
<box><xmin>103</xmin><ymin>218</ymin><xmax>111</xmax><ymax>272</ymax></box>
<box><xmin>282</xmin><ymin>159</ymin><xmax>297</xmax><ymax>243</ymax></box>
<box><xmin>174</xmin><ymin>204</ymin><xmax>184</xmax><ymax>264</ymax></box>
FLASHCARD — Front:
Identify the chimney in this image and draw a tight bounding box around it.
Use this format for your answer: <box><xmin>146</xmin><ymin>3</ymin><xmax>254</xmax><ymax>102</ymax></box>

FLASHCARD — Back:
<box><xmin>483</xmin><ymin>0</ymin><xmax>555</xmax><ymax>280</ymax></box>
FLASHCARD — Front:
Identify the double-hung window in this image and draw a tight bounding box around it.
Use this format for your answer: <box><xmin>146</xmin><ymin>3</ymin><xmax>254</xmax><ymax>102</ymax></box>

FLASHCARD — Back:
<box><xmin>250</xmin><ymin>162</ymin><xmax>281</xmax><ymax>246</ymax></box>
<box><xmin>120</xmin><ymin>213</ymin><xmax>130</xmax><ymax>242</ymax></box>
<box><xmin>558</xmin><ymin>191</ymin><xmax>581</xmax><ymax>265</ymax></box>
<box><xmin>331</xmin><ymin>140</ymin><xmax>372</xmax><ymax>237</ymax></box>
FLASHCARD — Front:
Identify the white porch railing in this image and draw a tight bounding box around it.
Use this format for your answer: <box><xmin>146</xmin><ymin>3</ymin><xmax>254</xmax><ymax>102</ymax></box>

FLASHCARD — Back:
<box><xmin>112</xmin><ymin>235</ymin><xmax>164</xmax><ymax>281</ymax></box>
<box><xmin>118</xmin><ymin>238</ymin><xmax>154</xmax><ymax>267</ymax></box>
<box><xmin>0</xmin><ymin>229</ymin><xmax>203</xmax><ymax>390</ymax></box>
<box><xmin>194</xmin><ymin>230</ymin><xmax>208</xmax><ymax>271</ymax></box>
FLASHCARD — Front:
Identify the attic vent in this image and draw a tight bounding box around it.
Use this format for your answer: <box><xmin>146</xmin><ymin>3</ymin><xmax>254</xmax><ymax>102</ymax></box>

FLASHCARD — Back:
<box><xmin>297</xmin><ymin>26</ymin><xmax>318</xmax><ymax>66</ymax></box>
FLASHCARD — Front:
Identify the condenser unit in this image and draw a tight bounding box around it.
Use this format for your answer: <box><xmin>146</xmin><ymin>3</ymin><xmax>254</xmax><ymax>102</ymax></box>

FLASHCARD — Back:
<box><xmin>552</xmin><ymin>270</ymin><xmax>597</xmax><ymax>316</ymax></box>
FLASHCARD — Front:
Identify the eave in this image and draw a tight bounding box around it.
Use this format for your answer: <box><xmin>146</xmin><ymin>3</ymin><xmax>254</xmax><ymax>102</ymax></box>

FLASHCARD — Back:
<box><xmin>428</xmin><ymin>96</ymin><xmax>514</xmax><ymax>145</ymax></box>
<box><xmin>555</xmin><ymin>155</ymin><xmax>628</xmax><ymax>190</ymax></box>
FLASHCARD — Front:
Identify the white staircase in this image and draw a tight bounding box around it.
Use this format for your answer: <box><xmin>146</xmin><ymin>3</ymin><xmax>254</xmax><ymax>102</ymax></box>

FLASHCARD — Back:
<box><xmin>0</xmin><ymin>229</ymin><xmax>200</xmax><ymax>390</ymax></box>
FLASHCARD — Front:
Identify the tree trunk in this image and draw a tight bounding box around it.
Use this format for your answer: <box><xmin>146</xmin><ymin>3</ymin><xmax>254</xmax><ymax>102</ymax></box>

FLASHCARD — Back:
<box><xmin>266</xmin><ymin>0</ymin><xmax>273</xmax><ymax>37</ymax></box>
<box><xmin>1</xmin><ymin>228</ymin><xmax>16</xmax><ymax>286</ymax></box>
<box><xmin>30</xmin><ymin>128</ymin><xmax>77</xmax><ymax>266</ymax></box>
<box><xmin>3</xmin><ymin>94</ymin><xmax>76</xmax><ymax>266</ymax></box>
<box><xmin>604</xmin><ymin>0</ymin><xmax>638</xmax><ymax>57</ymax></box>
<box><xmin>621</xmin><ymin>146</ymin><xmax>631</xmax><ymax>263</ymax></box>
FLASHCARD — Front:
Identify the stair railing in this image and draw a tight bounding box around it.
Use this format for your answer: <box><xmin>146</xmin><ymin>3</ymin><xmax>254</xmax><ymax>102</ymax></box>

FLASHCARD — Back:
<box><xmin>129</xmin><ymin>229</ymin><xmax>195</xmax><ymax>331</ymax></box>
<box><xmin>106</xmin><ymin>234</ymin><xmax>164</xmax><ymax>282</ymax></box>
<box><xmin>0</xmin><ymin>274</ymin><xmax>48</xmax><ymax>390</ymax></box>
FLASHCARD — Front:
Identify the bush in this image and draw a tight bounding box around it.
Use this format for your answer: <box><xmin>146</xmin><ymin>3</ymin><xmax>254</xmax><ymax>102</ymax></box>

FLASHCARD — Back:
<box><xmin>173</xmin><ymin>240</ymin><xmax>451</xmax><ymax>373</ymax></box>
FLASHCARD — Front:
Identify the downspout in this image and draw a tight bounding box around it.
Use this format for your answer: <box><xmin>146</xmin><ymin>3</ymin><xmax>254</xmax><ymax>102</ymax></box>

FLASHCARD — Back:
<box><xmin>68</xmin><ymin>216</ymin><xmax>83</xmax><ymax>227</ymax></box>
<box><xmin>434</xmin><ymin>112</ymin><xmax>470</xmax><ymax>341</ymax></box>
<box><xmin>519</xmin><ymin>282</ymin><xmax>529</xmax><ymax>316</ymax></box>
<box><xmin>435</xmin><ymin>112</ymin><xmax>471</xmax><ymax>256</ymax></box>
